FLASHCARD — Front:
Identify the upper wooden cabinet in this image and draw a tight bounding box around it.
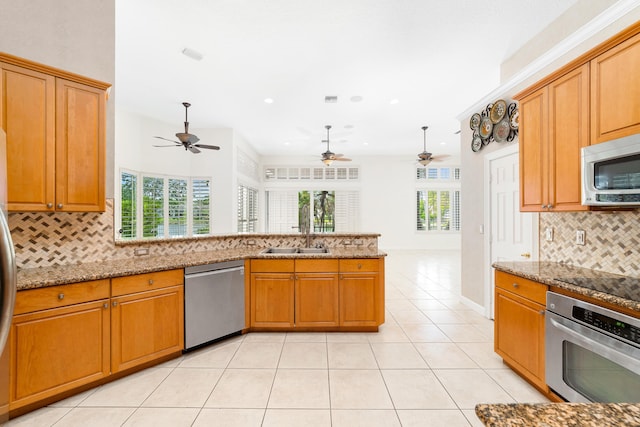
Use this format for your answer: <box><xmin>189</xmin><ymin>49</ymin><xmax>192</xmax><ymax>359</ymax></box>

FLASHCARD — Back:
<box><xmin>518</xmin><ymin>64</ymin><xmax>590</xmax><ymax>212</ymax></box>
<box><xmin>591</xmin><ymin>31</ymin><xmax>640</xmax><ymax>144</ymax></box>
<box><xmin>0</xmin><ymin>54</ymin><xmax>109</xmax><ymax>212</ymax></box>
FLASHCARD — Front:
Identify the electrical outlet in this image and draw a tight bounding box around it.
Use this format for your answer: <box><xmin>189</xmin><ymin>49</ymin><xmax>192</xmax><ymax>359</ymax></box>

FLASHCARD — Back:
<box><xmin>575</xmin><ymin>230</ymin><xmax>586</xmax><ymax>246</ymax></box>
<box><xmin>545</xmin><ymin>227</ymin><xmax>554</xmax><ymax>242</ymax></box>
<box><xmin>134</xmin><ymin>247</ymin><xmax>150</xmax><ymax>256</ymax></box>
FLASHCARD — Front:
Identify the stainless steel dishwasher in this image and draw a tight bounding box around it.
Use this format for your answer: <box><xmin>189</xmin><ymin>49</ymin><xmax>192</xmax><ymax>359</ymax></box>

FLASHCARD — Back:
<box><xmin>184</xmin><ymin>260</ymin><xmax>245</xmax><ymax>351</ymax></box>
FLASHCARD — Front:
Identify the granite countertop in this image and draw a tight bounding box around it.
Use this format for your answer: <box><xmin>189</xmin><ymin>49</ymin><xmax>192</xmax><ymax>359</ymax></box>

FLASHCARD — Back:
<box><xmin>493</xmin><ymin>261</ymin><xmax>640</xmax><ymax>312</ymax></box>
<box><xmin>475</xmin><ymin>402</ymin><xmax>640</xmax><ymax>427</ymax></box>
<box><xmin>17</xmin><ymin>247</ymin><xmax>386</xmax><ymax>290</ymax></box>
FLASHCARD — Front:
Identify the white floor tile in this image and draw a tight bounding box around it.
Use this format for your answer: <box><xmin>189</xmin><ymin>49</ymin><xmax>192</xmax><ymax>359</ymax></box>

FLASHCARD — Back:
<box><xmin>331</xmin><ymin>409</ymin><xmax>401</xmax><ymax>427</ymax></box>
<box><xmin>262</xmin><ymin>409</ymin><xmax>331</xmax><ymax>427</ymax></box>
<box><xmin>457</xmin><ymin>342</ymin><xmax>506</xmax><ymax>369</ymax></box>
<box><xmin>366</xmin><ymin>324</ymin><xmax>410</xmax><ymax>343</ymax></box>
<box><xmin>382</xmin><ymin>370</ymin><xmax>457</xmax><ymax>409</ymax></box>
<box><xmin>228</xmin><ymin>342</ymin><xmax>283</xmax><ymax>368</ymax></box>
<box><xmin>142</xmin><ymin>368</ymin><xmax>223</xmax><ymax>407</ymax></box>
<box><xmin>397</xmin><ymin>409</ymin><xmax>473</xmax><ymax>427</ymax></box>
<box><xmin>462</xmin><ymin>409</ymin><xmax>487</xmax><ymax>427</ymax></box>
<box><xmin>53</xmin><ymin>407</ymin><xmax>136</xmax><ymax>427</ymax></box>
<box><xmin>285</xmin><ymin>332</ymin><xmax>327</xmax><ymax>342</ymax></box>
<box><xmin>329</xmin><ymin>370</ymin><xmax>394</xmax><ymax>409</ymax></box>
<box><xmin>80</xmin><ymin>367</ymin><xmax>173</xmax><ymax>407</ymax></box>
<box><xmin>205</xmin><ymin>369</ymin><xmax>275</xmax><ymax>408</ymax></box>
<box><xmin>192</xmin><ymin>409</ymin><xmax>264</xmax><ymax>427</ymax></box>
<box><xmin>180</xmin><ymin>339</ymin><xmax>241</xmax><ymax>368</ymax></box>
<box><xmin>434</xmin><ymin>369</ymin><xmax>515</xmax><ymax>409</ymax></box>
<box><xmin>370</xmin><ymin>343</ymin><xmax>428</xmax><ymax>369</ymax></box>
<box><xmin>122</xmin><ymin>408</ymin><xmax>199</xmax><ymax>426</ymax></box>
<box><xmin>486</xmin><ymin>369</ymin><xmax>550</xmax><ymax>403</ymax></box>
<box><xmin>268</xmin><ymin>369</ymin><xmax>330</xmax><ymax>409</ymax></box>
<box><xmin>4</xmin><ymin>407</ymin><xmax>71</xmax><ymax>427</ymax></box>
<box><xmin>327</xmin><ymin>342</ymin><xmax>378</xmax><ymax>369</ymax></box>
<box><xmin>401</xmin><ymin>324</ymin><xmax>451</xmax><ymax>343</ymax></box>
<box><xmin>437</xmin><ymin>324</ymin><xmax>492</xmax><ymax>343</ymax></box>
<box><xmin>414</xmin><ymin>343</ymin><xmax>478</xmax><ymax>369</ymax></box>
<box><xmin>279</xmin><ymin>342</ymin><xmax>328</xmax><ymax>369</ymax></box>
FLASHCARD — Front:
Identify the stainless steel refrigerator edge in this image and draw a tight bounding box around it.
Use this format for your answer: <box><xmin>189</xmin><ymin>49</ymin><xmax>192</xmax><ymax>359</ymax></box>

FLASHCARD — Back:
<box><xmin>0</xmin><ymin>129</ymin><xmax>17</xmax><ymax>423</ymax></box>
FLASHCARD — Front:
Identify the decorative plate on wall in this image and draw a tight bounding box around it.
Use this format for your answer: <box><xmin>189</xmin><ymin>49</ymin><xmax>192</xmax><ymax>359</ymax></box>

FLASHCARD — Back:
<box><xmin>493</xmin><ymin>118</ymin><xmax>510</xmax><ymax>142</ymax></box>
<box><xmin>479</xmin><ymin>117</ymin><xmax>493</xmax><ymax>139</ymax></box>
<box><xmin>471</xmin><ymin>133</ymin><xmax>483</xmax><ymax>152</ymax></box>
<box><xmin>490</xmin><ymin>99</ymin><xmax>507</xmax><ymax>124</ymax></box>
<box><xmin>509</xmin><ymin>108</ymin><xmax>519</xmax><ymax>130</ymax></box>
<box><xmin>470</xmin><ymin>113</ymin><xmax>481</xmax><ymax>130</ymax></box>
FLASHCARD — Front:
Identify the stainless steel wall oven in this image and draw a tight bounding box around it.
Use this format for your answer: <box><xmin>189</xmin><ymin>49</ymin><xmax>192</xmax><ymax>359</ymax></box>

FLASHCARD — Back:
<box><xmin>546</xmin><ymin>292</ymin><xmax>640</xmax><ymax>402</ymax></box>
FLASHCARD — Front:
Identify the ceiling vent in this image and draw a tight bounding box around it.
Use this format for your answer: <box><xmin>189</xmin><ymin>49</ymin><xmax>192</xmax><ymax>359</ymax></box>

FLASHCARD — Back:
<box><xmin>324</xmin><ymin>95</ymin><xmax>338</xmax><ymax>103</ymax></box>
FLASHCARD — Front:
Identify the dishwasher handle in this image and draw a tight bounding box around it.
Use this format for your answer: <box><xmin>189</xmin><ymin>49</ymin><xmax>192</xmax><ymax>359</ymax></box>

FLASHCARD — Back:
<box><xmin>185</xmin><ymin>266</ymin><xmax>244</xmax><ymax>280</ymax></box>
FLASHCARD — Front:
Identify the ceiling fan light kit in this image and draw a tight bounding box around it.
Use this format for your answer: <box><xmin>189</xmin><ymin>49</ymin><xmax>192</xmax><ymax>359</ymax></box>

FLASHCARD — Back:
<box><xmin>320</xmin><ymin>125</ymin><xmax>351</xmax><ymax>166</ymax></box>
<box><xmin>153</xmin><ymin>102</ymin><xmax>221</xmax><ymax>154</ymax></box>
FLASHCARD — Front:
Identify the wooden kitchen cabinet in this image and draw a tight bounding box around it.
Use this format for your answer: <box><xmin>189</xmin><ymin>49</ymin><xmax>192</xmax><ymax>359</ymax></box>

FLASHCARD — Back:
<box><xmin>110</xmin><ymin>270</ymin><xmax>184</xmax><ymax>373</ymax></box>
<box><xmin>591</xmin><ymin>31</ymin><xmax>640</xmax><ymax>144</ymax></box>
<box><xmin>295</xmin><ymin>259</ymin><xmax>339</xmax><ymax>327</ymax></box>
<box><xmin>494</xmin><ymin>270</ymin><xmax>548</xmax><ymax>392</ymax></box>
<box><xmin>339</xmin><ymin>259</ymin><xmax>383</xmax><ymax>327</ymax></box>
<box><xmin>517</xmin><ymin>63</ymin><xmax>589</xmax><ymax>212</ymax></box>
<box><xmin>0</xmin><ymin>54</ymin><xmax>109</xmax><ymax>212</ymax></box>
<box><xmin>9</xmin><ymin>280</ymin><xmax>110</xmax><ymax>411</ymax></box>
<box><xmin>250</xmin><ymin>259</ymin><xmax>295</xmax><ymax>328</ymax></box>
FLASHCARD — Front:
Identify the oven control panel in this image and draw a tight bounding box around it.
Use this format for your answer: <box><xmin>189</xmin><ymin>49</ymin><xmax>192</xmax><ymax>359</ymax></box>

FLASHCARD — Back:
<box><xmin>573</xmin><ymin>306</ymin><xmax>640</xmax><ymax>346</ymax></box>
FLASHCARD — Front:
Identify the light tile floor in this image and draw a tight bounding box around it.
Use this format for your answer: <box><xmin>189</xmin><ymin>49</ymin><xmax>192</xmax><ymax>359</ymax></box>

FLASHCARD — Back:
<box><xmin>6</xmin><ymin>250</ymin><xmax>549</xmax><ymax>427</ymax></box>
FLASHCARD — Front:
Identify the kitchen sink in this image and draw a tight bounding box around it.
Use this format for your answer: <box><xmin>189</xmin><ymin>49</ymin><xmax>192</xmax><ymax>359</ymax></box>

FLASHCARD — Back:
<box><xmin>261</xmin><ymin>247</ymin><xmax>330</xmax><ymax>254</ymax></box>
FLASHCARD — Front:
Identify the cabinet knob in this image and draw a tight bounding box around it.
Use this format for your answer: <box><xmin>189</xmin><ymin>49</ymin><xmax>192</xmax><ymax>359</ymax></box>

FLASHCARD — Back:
<box><xmin>148</xmin><ymin>279</ymin><xmax>154</xmax><ymax>285</ymax></box>
<box><xmin>541</xmin><ymin>204</ymin><xmax>546</xmax><ymax>209</ymax></box>
<box><xmin>539</xmin><ymin>310</ymin><xmax>545</xmax><ymax>315</ymax></box>
<box><xmin>103</xmin><ymin>303</ymin><xmax>109</xmax><ymax>309</ymax></box>
<box><xmin>58</xmin><ymin>293</ymin><xmax>64</xmax><ymax>300</ymax></box>
<box><xmin>357</xmin><ymin>263</ymin><xmax>362</xmax><ymax>269</ymax></box>
<box><xmin>112</xmin><ymin>301</ymin><xmax>118</xmax><ymax>307</ymax></box>
<box><xmin>47</xmin><ymin>203</ymin><xmax>53</xmax><ymax>209</ymax></box>
<box><xmin>290</xmin><ymin>275</ymin><xmax>295</xmax><ymax>280</ymax></box>
<box><xmin>512</xmin><ymin>283</ymin><xmax>519</xmax><ymax>289</ymax></box>
<box><xmin>57</xmin><ymin>203</ymin><xmax>63</xmax><ymax>209</ymax></box>
<box><xmin>547</xmin><ymin>204</ymin><xmax>553</xmax><ymax>210</ymax></box>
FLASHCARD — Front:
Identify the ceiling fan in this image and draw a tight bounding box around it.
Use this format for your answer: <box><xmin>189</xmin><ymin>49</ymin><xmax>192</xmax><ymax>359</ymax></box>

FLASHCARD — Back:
<box><xmin>417</xmin><ymin>125</ymin><xmax>448</xmax><ymax>166</ymax></box>
<box><xmin>153</xmin><ymin>102</ymin><xmax>221</xmax><ymax>154</ymax></box>
<box><xmin>320</xmin><ymin>125</ymin><xmax>351</xmax><ymax>166</ymax></box>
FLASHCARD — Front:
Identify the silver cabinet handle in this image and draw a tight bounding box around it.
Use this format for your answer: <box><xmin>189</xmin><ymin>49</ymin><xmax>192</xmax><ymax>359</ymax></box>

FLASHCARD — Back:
<box><xmin>512</xmin><ymin>283</ymin><xmax>519</xmax><ymax>289</ymax></box>
<box><xmin>148</xmin><ymin>279</ymin><xmax>154</xmax><ymax>285</ymax></box>
<box><xmin>57</xmin><ymin>203</ymin><xmax>63</xmax><ymax>209</ymax></box>
<box><xmin>58</xmin><ymin>293</ymin><xmax>65</xmax><ymax>300</ymax></box>
<box><xmin>47</xmin><ymin>203</ymin><xmax>53</xmax><ymax>208</ymax></box>
<box><xmin>541</xmin><ymin>204</ymin><xmax>547</xmax><ymax>209</ymax></box>
<box><xmin>103</xmin><ymin>303</ymin><xmax>109</xmax><ymax>309</ymax></box>
<box><xmin>112</xmin><ymin>301</ymin><xmax>118</xmax><ymax>307</ymax></box>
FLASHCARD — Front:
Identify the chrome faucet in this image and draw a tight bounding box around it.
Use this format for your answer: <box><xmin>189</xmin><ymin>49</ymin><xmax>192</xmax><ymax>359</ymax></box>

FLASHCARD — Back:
<box><xmin>300</xmin><ymin>204</ymin><xmax>311</xmax><ymax>248</ymax></box>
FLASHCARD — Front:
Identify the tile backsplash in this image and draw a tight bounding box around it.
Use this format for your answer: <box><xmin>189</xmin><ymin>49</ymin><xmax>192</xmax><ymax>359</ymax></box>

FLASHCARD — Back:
<box><xmin>540</xmin><ymin>210</ymin><xmax>640</xmax><ymax>278</ymax></box>
<box><xmin>9</xmin><ymin>199</ymin><xmax>378</xmax><ymax>269</ymax></box>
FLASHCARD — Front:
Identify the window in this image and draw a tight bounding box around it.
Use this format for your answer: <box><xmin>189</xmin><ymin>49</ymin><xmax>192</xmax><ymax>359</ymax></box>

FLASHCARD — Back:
<box><xmin>237</xmin><ymin>184</ymin><xmax>258</xmax><ymax>233</ymax></box>
<box><xmin>265</xmin><ymin>189</ymin><xmax>359</xmax><ymax>233</ymax></box>
<box><xmin>416</xmin><ymin>166</ymin><xmax>460</xmax><ymax>181</ymax></box>
<box><xmin>417</xmin><ymin>189</ymin><xmax>461</xmax><ymax>232</ymax></box>
<box><xmin>118</xmin><ymin>170</ymin><xmax>212</xmax><ymax>239</ymax></box>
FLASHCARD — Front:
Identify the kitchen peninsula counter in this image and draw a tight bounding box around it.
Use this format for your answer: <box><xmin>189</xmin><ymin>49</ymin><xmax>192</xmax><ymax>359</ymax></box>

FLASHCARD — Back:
<box><xmin>475</xmin><ymin>402</ymin><xmax>640</xmax><ymax>427</ymax></box>
<box><xmin>17</xmin><ymin>247</ymin><xmax>386</xmax><ymax>290</ymax></box>
<box><xmin>493</xmin><ymin>261</ymin><xmax>640</xmax><ymax>312</ymax></box>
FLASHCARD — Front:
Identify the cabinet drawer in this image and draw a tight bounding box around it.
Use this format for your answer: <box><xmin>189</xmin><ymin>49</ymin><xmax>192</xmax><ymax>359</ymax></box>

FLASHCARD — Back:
<box><xmin>14</xmin><ymin>279</ymin><xmax>110</xmax><ymax>315</ymax></box>
<box><xmin>339</xmin><ymin>258</ymin><xmax>379</xmax><ymax>272</ymax></box>
<box><xmin>111</xmin><ymin>269</ymin><xmax>184</xmax><ymax>297</ymax></box>
<box><xmin>251</xmin><ymin>259</ymin><xmax>295</xmax><ymax>273</ymax></box>
<box><xmin>495</xmin><ymin>271</ymin><xmax>547</xmax><ymax>305</ymax></box>
<box><xmin>296</xmin><ymin>258</ymin><xmax>338</xmax><ymax>272</ymax></box>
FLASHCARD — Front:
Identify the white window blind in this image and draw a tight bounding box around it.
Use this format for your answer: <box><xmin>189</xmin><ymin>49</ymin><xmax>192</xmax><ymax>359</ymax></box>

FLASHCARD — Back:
<box><xmin>334</xmin><ymin>191</ymin><xmax>360</xmax><ymax>232</ymax></box>
<box><xmin>120</xmin><ymin>172</ymin><xmax>137</xmax><ymax>238</ymax></box>
<box><xmin>142</xmin><ymin>177</ymin><xmax>164</xmax><ymax>238</ymax></box>
<box><xmin>237</xmin><ymin>184</ymin><xmax>258</xmax><ymax>233</ymax></box>
<box><xmin>168</xmin><ymin>178</ymin><xmax>187</xmax><ymax>237</ymax></box>
<box><xmin>265</xmin><ymin>190</ymin><xmax>299</xmax><ymax>233</ymax></box>
<box><xmin>192</xmin><ymin>179</ymin><xmax>211</xmax><ymax>235</ymax></box>
<box><xmin>416</xmin><ymin>189</ymin><xmax>460</xmax><ymax>232</ymax></box>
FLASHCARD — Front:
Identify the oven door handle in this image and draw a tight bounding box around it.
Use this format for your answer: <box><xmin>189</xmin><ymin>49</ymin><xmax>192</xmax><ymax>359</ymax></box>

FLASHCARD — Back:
<box><xmin>549</xmin><ymin>316</ymin><xmax>640</xmax><ymax>374</ymax></box>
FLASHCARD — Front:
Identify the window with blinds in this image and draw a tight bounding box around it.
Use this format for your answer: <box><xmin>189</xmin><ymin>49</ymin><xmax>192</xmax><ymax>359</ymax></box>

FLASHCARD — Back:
<box><xmin>265</xmin><ymin>189</ymin><xmax>360</xmax><ymax>233</ymax></box>
<box><xmin>192</xmin><ymin>179</ymin><xmax>211</xmax><ymax>235</ymax></box>
<box><xmin>120</xmin><ymin>172</ymin><xmax>137</xmax><ymax>238</ymax></box>
<box><xmin>118</xmin><ymin>171</ymin><xmax>212</xmax><ymax>239</ymax></box>
<box><xmin>416</xmin><ymin>166</ymin><xmax>460</xmax><ymax>181</ymax></box>
<box><xmin>237</xmin><ymin>184</ymin><xmax>258</xmax><ymax>233</ymax></box>
<box><xmin>416</xmin><ymin>189</ymin><xmax>461</xmax><ymax>232</ymax></box>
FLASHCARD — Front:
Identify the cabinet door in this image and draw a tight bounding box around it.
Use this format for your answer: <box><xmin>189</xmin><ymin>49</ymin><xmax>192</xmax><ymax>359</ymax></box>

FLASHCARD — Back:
<box><xmin>1</xmin><ymin>63</ymin><xmax>55</xmax><ymax>211</ymax></box>
<box><xmin>339</xmin><ymin>273</ymin><xmax>379</xmax><ymax>327</ymax></box>
<box><xmin>250</xmin><ymin>273</ymin><xmax>294</xmax><ymax>328</ymax></box>
<box><xmin>548</xmin><ymin>64</ymin><xmax>590</xmax><ymax>211</ymax></box>
<box><xmin>111</xmin><ymin>285</ymin><xmax>184</xmax><ymax>373</ymax></box>
<box><xmin>519</xmin><ymin>87</ymin><xmax>548</xmax><ymax>212</ymax></box>
<box><xmin>55</xmin><ymin>79</ymin><xmax>105</xmax><ymax>212</ymax></box>
<box><xmin>591</xmin><ymin>32</ymin><xmax>640</xmax><ymax>144</ymax></box>
<box><xmin>10</xmin><ymin>300</ymin><xmax>110</xmax><ymax>409</ymax></box>
<box><xmin>494</xmin><ymin>288</ymin><xmax>546</xmax><ymax>390</ymax></box>
<box><xmin>295</xmin><ymin>273</ymin><xmax>339</xmax><ymax>327</ymax></box>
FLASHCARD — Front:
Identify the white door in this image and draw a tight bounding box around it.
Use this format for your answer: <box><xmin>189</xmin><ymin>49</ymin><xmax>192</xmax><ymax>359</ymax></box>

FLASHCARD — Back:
<box><xmin>484</xmin><ymin>145</ymin><xmax>538</xmax><ymax>318</ymax></box>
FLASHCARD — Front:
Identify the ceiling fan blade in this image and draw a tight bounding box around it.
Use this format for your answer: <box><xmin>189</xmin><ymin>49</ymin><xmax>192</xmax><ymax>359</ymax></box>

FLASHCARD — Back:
<box><xmin>334</xmin><ymin>157</ymin><xmax>352</xmax><ymax>161</ymax></box>
<box><xmin>193</xmin><ymin>144</ymin><xmax>220</xmax><ymax>150</ymax></box>
<box><xmin>187</xmin><ymin>146</ymin><xmax>201</xmax><ymax>154</ymax></box>
<box><xmin>430</xmin><ymin>154</ymin><xmax>451</xmax><ymax>162</ymax></box>
<box><xmin>152</xmin><ymin>144</ymin><xmax>181</xmax><ymax>148</ymax></box>
<box><xmin>154</xmin><ymin>136</ymin><xmax>181</xmax><ymax>144</ymax></box>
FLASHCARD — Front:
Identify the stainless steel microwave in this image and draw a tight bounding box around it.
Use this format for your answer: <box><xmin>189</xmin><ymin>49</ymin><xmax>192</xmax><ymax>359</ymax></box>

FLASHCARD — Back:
<box><xmin>581</xmin><ymin>134</ymin><xmax>640</xmax><ymax>206</ymax></box>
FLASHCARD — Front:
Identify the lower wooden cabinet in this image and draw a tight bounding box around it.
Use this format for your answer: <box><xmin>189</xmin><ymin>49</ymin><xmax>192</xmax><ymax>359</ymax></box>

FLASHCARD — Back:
<box><xmin>10</xmin><ymin>281</ymin><xmax>110</xmax><ymax>410</ymax></box>
<box><xmin>494</xmin><ymin>271</ymin><xmax>547</xmax><ymax>391</ymax></box>
<box><xmin>248</xmin><ymin>257</ymin><xmax>384</xmax><ymax>330</ymax></box>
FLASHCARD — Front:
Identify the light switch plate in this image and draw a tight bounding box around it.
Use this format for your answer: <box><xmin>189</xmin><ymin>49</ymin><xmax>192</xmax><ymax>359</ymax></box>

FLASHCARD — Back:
<box><xmin>576</xmin><ymin>230</ymin><xmax>586</xmax><ymax>246</ymax></box>
<box><xmin>545</xmin><ymin>227</ymin><xmax>554</xmax><ymax>242</ymax></box>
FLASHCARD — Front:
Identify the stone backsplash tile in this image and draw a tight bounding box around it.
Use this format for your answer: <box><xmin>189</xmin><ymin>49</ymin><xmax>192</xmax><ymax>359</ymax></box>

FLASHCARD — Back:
<box><xmin>8</xmin><ymin>199</ymin><xmax>378</xmax><ymax>269</ymax></box>
<box><xmin>539</xmin><ymin>210</ymin><xmax>640</xmax><ymax>278</ymax></box>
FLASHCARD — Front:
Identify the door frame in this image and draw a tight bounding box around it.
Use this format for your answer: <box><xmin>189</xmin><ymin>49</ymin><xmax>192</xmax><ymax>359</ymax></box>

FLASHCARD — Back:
<box><xmin>482</xmin><ymin>143</ymin><xmax>539</xmax><ymax>318</ymax></box>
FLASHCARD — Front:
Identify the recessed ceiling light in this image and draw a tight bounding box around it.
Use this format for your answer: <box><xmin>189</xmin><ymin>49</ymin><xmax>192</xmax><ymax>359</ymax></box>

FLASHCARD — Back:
<box><xmin>390</xmin><ymin>99</ymin><xmax>399</xmax><ymax>105</ymax></box>
<box><xmin>344</xmin><ymin>124</ymin><xmax>355</xmax><ymax>129</ymax></box>
<box><xmin>283</xmin><ymin>141</ymin><xmax>291</xmax><ymax>145</ymax></box>
<box><xmin>182</xmin><ymin>48</ymin><xmax>203</xmax><ymax>61</ymax></box>
<box><xmin>264</xmin><ymin>98</ymin><xmax>274</xmax><ymax>104</ymax></box>
<box><xmin>324</xmin><ymin>95</ymin><xmax>338</xmax><ymax>103</ymax></box>
<box><xmin>350</xmin><ymin>96</ymin><xmax>363</xmax><ymax>102</ymax></box>
<box><xmin>363</xmin><ymin>142</ymin><xmax>369</xmax><ymax>146</ymax></box>
<box><xmin>440</xmin><ymin>142</ymin><xmax>446</xmax><ymax>145</ymax></box>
